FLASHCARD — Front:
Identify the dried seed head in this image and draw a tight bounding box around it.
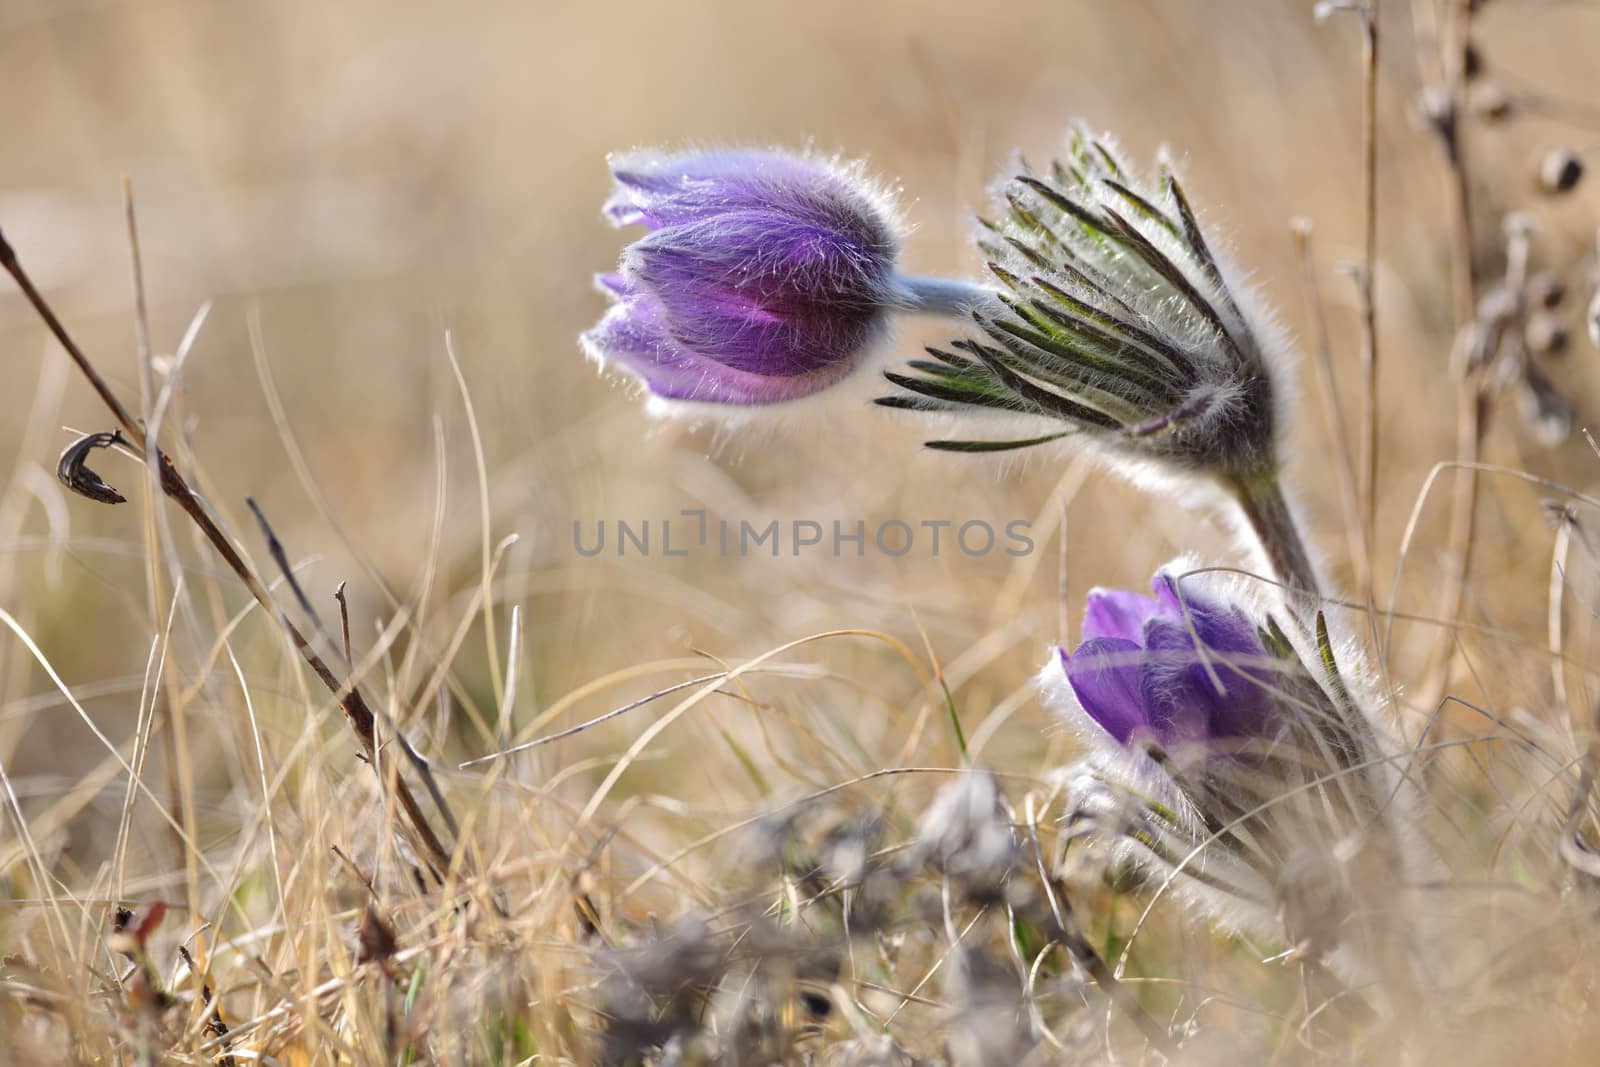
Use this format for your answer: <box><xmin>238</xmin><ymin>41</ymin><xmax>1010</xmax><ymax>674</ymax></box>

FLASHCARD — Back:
<box><xmin>1467</xmin><ymin>82</ymin><xmax>1514</xmax><ymax>121</ymax></box>
<box><xmin>1411</xmin><ymin>87</ymin><xmax>1454</xmax><ymax>136</ymax></box>
<box><xmin>1517</xmin><ymin>362</ymin><xmax>1573</xmax><ymax>447</ymax></box>
<box><xmin>1537</xmin><ymin>148</ymin><xmax>1584</xmax><ymax>195</ymax></box>
<box><xmin>356</xmin><ymin>904</ymin><xmax>397</xmax><ymax>966</ymax></box>
<box><xmin>1276</xmin><ymin>848</ymin><xmax>1354</xmax><ymax>961</ymax></box>
<box><xmin>943</xmin><ymin>945</ymin><xmax>1034</xmax><ymax>1066</ymax></box>
<box><xmin>831</xmin><ymin>1035</ymin><xmax>921</xmax><ymax>1066</ymax></box>
<box><xmin>1586</xmin><ymin>284</ymin><xmax>1600</xmax><ymax>349</ymax></box>
<box><xmin>595</xmin><ymin>917</ymin><xmax>727</xmax><ymax>1060</ymax></box>
<box><xmin>57</xmin><ymin>430</ymin><xmax>127</xmax><ymax>505</ymax></box>
<box><xmin>1460</xmin><ymin>283</ymin><xmax>1518</xmax><ymax>374</ymax></box>
<box><xmin>911</xmin><ymin>770</ymin><xmax>1017</xmax><ymax>900</ymax></box>
<box><xmin>1527</xmin><ymin>270</ymin><xmax>1566</xmax><ymax>310</ymax></box>
<box><xmin>1526</xmin><ymin>310</ymin><xmax>1569</xmax><ymax>356</ymax></box>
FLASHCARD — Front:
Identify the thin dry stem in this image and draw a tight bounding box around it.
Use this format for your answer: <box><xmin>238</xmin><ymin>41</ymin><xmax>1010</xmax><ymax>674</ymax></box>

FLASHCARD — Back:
<box><xmin>1421</xmin><ymin>0</ymin><xmax>1485</xmax><ymax>709</ymax></box>
<box><xmin>1359</xmin><ymin>0</ymin><xmax>1381</xmax><ymax>609</ymax></box>
<box><xmin>0</xmin><ymin>225</ymin><xmax>457</xmax><ymax>879</ymax></box>
<box><xmin>1290</xmin><ymin>220</ymin><xmax>1366</xmax><ymax>589</ymax></box>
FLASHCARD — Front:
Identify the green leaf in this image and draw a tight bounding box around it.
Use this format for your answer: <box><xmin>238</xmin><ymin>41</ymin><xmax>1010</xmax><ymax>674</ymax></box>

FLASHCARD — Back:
<box><xmin>1314</xmin><ymin>611</ymin><xmax>1356</xmax><ymax>711</ymax></box>
<box><xmin>1099</xmin><ymin>206</ymin><xmax>1241</xmax><ymax>358</ymax></box>
<box><xmin>924</xmin><ymin>431</ymin><xmax>1073</xmax><ymax>452</ymax></box>
<box><xmin>1165</xmin><ymin>173</ymin><xmax>1248</xmax><ymax>327</ymax></box>
<box><xmin>875</xmin><ymin>394</ymin><xmax>965</xmax><ymax>413</ymax></box>
<box><xmin>1015</xmin><ymin>175</ymin><xmax>1111</xmax><ymax>245</ymax></box>
<box><xmin>954</xmin><ymin>334</ymin><xmax>1126</xmax><ymax>428</ymax></box>
<box><xmin>976</xmin><ymin>318</ymin><xmax>1159</xmax><ymax>420</ymax></box>
<box><xmin>881</xmin><ymin>370</ymin><xmax>1019</xmax><ymax>411</ymax></box>
<box><xmin>1028</xmin><ymin>272</ymin><xmax>1193</xmax><ymax>382</ymax></box>
<box><xmin>1090</xmin><ymin>139</ymin><xmax>1130</xmax><ymax>183</ymax></box>
<box><xmin>921</xmin><ymin>345</ymin><xmax>982</xmax><ymax>371</ymax></box>
<box><xmin>1101</xmin><ymin>178</ymin><xmax>1184</xmax><ymax>244</ymax></box>
<box><xmin>1004</xmin><ymin>191</ymin><xmax>1067</xmax><ymax>254</ymax></box>
<box><xmin>1022</xmin><ymin>296</ymin><xmax>1183</xmax><ymax>396</ymax></box>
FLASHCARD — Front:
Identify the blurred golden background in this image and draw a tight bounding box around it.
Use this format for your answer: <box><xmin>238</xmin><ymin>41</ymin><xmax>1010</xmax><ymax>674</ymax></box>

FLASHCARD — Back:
<box><xmin>1</xmin><ymin>0</ymin><xmax>1597</xmax><ymax>901</ymax></box>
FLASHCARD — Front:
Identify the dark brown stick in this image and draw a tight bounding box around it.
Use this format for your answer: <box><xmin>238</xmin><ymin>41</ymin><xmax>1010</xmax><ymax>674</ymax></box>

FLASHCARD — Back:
<box><xmin>334</xmin><ymin>581</ymin><xmax>353</xmax><ymax>666</ymax></box>
<box><xmin>0</xmin><ymin>225</ymin><xmax>455</xmax><ymax>878</ymax></box>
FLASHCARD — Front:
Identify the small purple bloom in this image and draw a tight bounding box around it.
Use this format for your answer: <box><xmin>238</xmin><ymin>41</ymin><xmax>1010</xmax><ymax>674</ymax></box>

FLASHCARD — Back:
<box><xmin>1058</xmin><ymin>569</ymin><xmax>1275</xmax><ymax>753</ymax></box>
<box><xmin>583</xmin><ymin>149</ymin><xmax>905</xmax><ymax>406</ymax></box>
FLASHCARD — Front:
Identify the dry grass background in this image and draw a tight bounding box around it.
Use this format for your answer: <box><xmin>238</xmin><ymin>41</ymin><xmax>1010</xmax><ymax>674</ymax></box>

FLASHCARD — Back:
<box><xmin>3</xmin><ymin>0</ymin><xmax>1600</xmax><ymax>1062</ymax></box>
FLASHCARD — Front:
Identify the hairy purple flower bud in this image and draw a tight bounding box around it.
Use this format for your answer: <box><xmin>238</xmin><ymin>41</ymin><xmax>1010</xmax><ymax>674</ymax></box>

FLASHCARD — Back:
<box><xmin>1052</xmin><ymin>567</ymin><xmax>1275</xmax><ymax>759</ymax></box>
<box><xmin>1043</xmin><ymin>560</ymin><xmax>1420</xmax><ymax>967</ymax></box>
<box><xmin>584</xmin><ymin>149</ymin><xmax>976</xmax><ymax>407</ymax></box>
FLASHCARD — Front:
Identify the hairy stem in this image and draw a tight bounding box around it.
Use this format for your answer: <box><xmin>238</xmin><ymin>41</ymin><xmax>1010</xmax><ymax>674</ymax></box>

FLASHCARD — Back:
<box><xmin>1227</xmin><ymin>473</ymin><xmax>1322</xmax><ymax>609</ymax></box>
<box><xmin>893</xmin><ymin>274</ymin><xmax>997</xmax><ymax>317</ymax></box>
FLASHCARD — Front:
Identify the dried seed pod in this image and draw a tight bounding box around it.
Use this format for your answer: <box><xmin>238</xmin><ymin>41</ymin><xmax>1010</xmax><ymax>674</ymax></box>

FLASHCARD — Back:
<box><xmin>1527</xmin><ymin>271</ymin><xmax>1566</xmax><ymax>310</ymax></box>
<box><xmin>356</xmin><ymin>904</ymin><xmax>397</xmax><ymax>967</ymax></box>
<box><xmin>1410</xmin><ymin>88</ymin><xmax>1454</xmax><ymax>140</ymax></box>
<box><xmin>1277</xmin><ymin>848</ymin><xmax>1354</xmax><ymax>963</ymax></box>
<box><xmin>108</xmin><ymin>899</ymin><xmax>168</xmax><ymax>956</ymax></box>
<box><xmin>1586</xmin><ymin>285</ymin><xmax>1600</xmax><ymax>350</ymax></box>
<box><xmin>1526</xmin><ymin>311</ymin><xmax>1569</xmax><ymax>356</ymax></box>
<box><xmin>1537</xmin><ymin>149</ymin><xmax>1584</xmax><ymax>195</ymax></box>
<box><xmin>1461</xmin><ymin>283</ymin><xmax>1517</xmax><ymax>374</ymax></box>
<box><xmin>1468</xmin><ymin>82</ymin><xmax>1514</xmax><ymax>121</ymax></box>
<box><xmin>1517</xmin><ymin>361</ymin><xmax>1573</xmax><ymax>447</ymax></box>
<box><xmin>56</xmin><ymin>430</ymin><xmax>127</xmax><ymax>505</ymax></box>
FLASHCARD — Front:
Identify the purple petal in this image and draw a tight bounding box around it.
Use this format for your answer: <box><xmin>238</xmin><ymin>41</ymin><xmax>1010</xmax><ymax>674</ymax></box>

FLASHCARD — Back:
<box><xmin>624</xmin><ymin>212</ymin><xmax>888</xmax><ymax>377</ymax></box>
<box><xmin>595</xmin><ymin>273</ymin><xmax>632</xmax><ymax>299</ymax></box>
<box><xmin>586</xmin><ymin>147</ymin><xmax>901</xmax><ymax>407</ymax></box>
<box><xmin>1136</xmin><ymin>619</ymin><xmax>1224</xmax><ymax>747</ymax></box>
<box><xmin>1154</xmin><ymin>571</ymin><xmax>1267</xmax><ymax>667</ymax></box>
<box><xmin>1082</xmin><ymin>587</ymin><xmax>1162</xmax><ymax>643</ymax></box>
<box><xmin>608</xmin><ymin>149</ymin><xmax>824</xmax><ymax>199</ymax></box>
<box><xmin>1138</xmin><ymin>608</ymin><xmax>1272</xmax><ymax>743</ymax></box>
<box><xmin>626</xmin><ymin>209</ymin><xmax>892</xmax><ymax>305</ymax></box>
<box><xmin>1151</xmin><ymin>570</ymin><xmax>1186</xmax><ymax>618</ymax></box>
<box><xmin>581</xmin><ymin>293</ymin><xmax>856</xmax><ymax>405</ymax></box>
<box><xmin>603</xmin><ymin>150</ymin><xmax>895</xmax><ymax>254</ymax></box>
<box><xmin>1064</xmin><ymin>638</ymin><xmax>1149</xmax><ymax>744</ymax></box>
<box><xmin>605</xmin><ymin>151</ymin><xmax>817</xmax><ymax>226</ymax></box>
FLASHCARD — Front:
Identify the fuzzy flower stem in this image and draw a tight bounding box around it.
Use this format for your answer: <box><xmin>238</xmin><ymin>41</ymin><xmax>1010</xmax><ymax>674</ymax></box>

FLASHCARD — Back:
<box><xmin>1226</xmin><ymin>473</ymin><xmax>1322</xmax><ymax>606</ymax></box>
<box><xmin>893</xmin><ymin>275</ymin><xmax>996</xmax><ymax>317</ymax></box>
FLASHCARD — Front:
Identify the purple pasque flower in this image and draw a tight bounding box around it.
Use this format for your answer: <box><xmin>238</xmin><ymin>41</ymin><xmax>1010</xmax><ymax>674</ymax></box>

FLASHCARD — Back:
<box><xmin>1057</xmin><ymin>568</ymin><xmax>1275</xmax><ymax>754</ymax></box>
<box><xmin>584</xmin><ymin>148</ymin><xmax>980</xmax><ymax>406</ymax></box>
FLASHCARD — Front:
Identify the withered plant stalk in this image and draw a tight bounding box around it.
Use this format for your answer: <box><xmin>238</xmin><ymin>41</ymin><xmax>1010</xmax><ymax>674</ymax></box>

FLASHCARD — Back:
<box><xmin>0</xmin><ymin>224</ymin><xmax>458</xmax><ymax>879</ymax></box>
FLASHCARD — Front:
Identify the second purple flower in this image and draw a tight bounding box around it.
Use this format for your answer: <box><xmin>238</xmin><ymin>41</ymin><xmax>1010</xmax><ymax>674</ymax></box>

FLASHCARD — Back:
<box><xmin>1054</xmin><ymin>567</ymin><xmax>1276</xmax><ymax>756</ymax></box>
